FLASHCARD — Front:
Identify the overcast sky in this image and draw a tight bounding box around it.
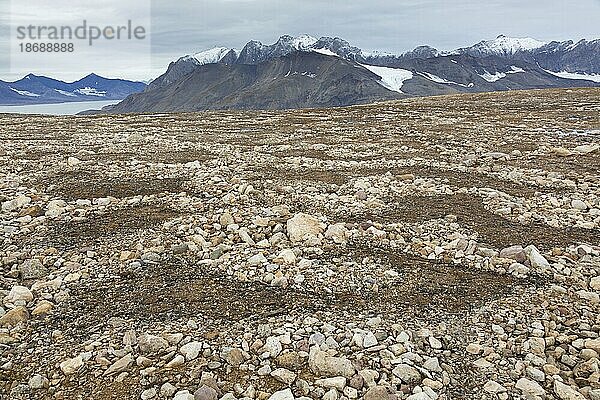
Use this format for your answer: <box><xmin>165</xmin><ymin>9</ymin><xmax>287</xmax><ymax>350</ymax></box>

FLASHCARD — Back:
<box><xmin>2</xmin><ymin>0</ymin><xmax>600</xmax><ymax>81</ymax></box>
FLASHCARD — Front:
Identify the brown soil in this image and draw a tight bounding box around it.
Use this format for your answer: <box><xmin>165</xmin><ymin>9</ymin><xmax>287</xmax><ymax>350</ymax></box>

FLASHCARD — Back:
<box><xmin>251</xmin><ymin>167</ymin><xmax>348</xmax><ymax>186</ymax></box>
<box><xmin>333</xmin><ymin>194</ymin><xmax>599</xmax><ymax>250</ymax></box>
<box><xmin>79</xmin><ymin>149</ymin><xmax>214</xmax><ymax>164</ymax></box>
<box><xmin>508</xmin><ymin>153</ymin><xmax>600</xmax><ymax>179</ymax></box>
<box><xmin>56</xmin><ymin>247</ymin><xmax>527</xmax><ymax>334</ymax></box>
<box><xmin>45</xmin><ymin>171</ymin><xmax>187</xmax><ymax>200</ymax></box>
<box><xmin>46</xmin><ymin>205</ymin><xmax>179</xmax><ymax>249</ymax></box>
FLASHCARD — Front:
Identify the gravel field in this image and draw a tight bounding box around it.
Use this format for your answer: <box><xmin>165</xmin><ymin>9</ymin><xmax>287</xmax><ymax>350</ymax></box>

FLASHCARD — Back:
<box><xmin>1</xmin><ymin>88</ymin><xmax>600</xmax><ymax>400</ymax></box>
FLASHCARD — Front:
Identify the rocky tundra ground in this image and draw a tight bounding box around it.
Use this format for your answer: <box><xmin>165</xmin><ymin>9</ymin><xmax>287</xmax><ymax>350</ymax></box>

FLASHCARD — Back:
<box><xmin>1</xmin><ymin>88</ymin><xmax>600</xmax><ymax>400</ymax></box>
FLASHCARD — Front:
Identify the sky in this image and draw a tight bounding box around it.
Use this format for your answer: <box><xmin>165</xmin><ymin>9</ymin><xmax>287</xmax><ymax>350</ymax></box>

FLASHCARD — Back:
<box><xmin>1</xmin><ymin>0</ymin><xmax>600</xmax><ymax>82</ymax></box>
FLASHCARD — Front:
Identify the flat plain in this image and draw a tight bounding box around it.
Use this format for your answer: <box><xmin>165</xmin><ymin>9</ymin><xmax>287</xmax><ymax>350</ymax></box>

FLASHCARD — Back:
<box><xmin>1</xmin><ymin>88</ymin><xmax>599</xmax><ymax>400</ymax></box>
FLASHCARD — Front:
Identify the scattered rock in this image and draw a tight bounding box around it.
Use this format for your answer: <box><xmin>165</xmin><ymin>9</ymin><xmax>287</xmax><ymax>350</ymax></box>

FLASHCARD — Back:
<box><xmin>392</xmin><ymin>364</ymin><xmax>421</xmax><ymax>384</ymax></box>
<box><xmin>19</xmin><ymin>259</ymin><xmax>48</xmax><ymax>280</ymax></box>
<box><xmin>271</xmin><ymin>368</ymin><xmax>297</xmax><ymax>385</ymax></box>
<box><xmin>4</xmin><ymin>286</ymin><xmax>33</xmax><ymax>304</ymax></box>
<box><xmin>194</xmin><ymin>385</ymin><xmax>218</xmax><ymax>400</ymax></box>
<box><xmin>364</xmin><ymin>386</ymin><xmax>389</xmax><ymax>400</ymax></box>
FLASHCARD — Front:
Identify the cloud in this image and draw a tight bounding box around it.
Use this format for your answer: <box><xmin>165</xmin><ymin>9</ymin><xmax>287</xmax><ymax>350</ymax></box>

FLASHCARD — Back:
<box><xmin>1</xmin><ymin>0</ymin><xmax>599</xmax><ymax>81</ymax></box>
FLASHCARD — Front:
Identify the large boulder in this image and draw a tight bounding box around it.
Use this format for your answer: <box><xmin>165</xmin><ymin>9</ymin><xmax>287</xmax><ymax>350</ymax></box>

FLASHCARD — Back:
<box><xmin>325</xmin><ymin>223</ymin><xmax>349</xmax><ymax>244</ymax></box>
<box><xmin>392</xmin><ymin>364</ymin><xmax>421</xmax><ymax>384</ymax></box>
<box><xmin>499</xmin><ymin>245</ymin><xmax>527</xmax><ymax>263</ymax></box>
<box><xmin>4</xmin><ymin>286</ymin><xmax>33</xmax><ymax>304</ymax></box>
<box><xmin>60</xmin><ymin>355</ymin><xmax>84</xmax><ymax>375</ymax></box>
<box><xmin>138</xmin><ymin>333</ymin><xmax>169</xmax><ymax>354</ymax></box>
<box><xmin>308</xmin><ymin>347</ymin><xmax>355</xmax><ymax>378</ymax></box>
<box><xmin>516</xmin><ymin>378</ymin><xmax>546</xmax><ymax>397</ymax></box>
<box><xmin>524</xmin><ymin>245</ymin><xmax>550</xmax><ymax>270</ymax></box>
<box><xmin>268</xmin><ymin>388</ymin><xmax>294</xmax><ymax>400</ymax></box>
<box><xmin>0</xmin><ymin>306</ymin><xmax>29</xmax><ymax>327</ymax></box>
<box><xmin>554</xmin><ymin>381</ymin><xmax>585</xmax><ymax>400</ymax></box>
<box><xmin>286</xmin><ymin>213</ymin><xmax>325</xmax><ymax>242</ymax></box>
<box><xmin>19</xmin><ymin>259</ymin><xmax>48</xmax><ymax>280</ymax></box>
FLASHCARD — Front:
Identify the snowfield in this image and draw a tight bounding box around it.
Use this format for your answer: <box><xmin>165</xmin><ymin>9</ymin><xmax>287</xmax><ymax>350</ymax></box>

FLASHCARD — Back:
<box><xmin>418</xmin><ymin>72</ymin><xmax>474</xmax><ymax>88</ymax></box>
<box><xmin>479</xmin><ymin>66</ymin><xmax>525</xmax><ymax>82</ymax></box>
<box><xmin>544</xmin><ymin>70</ymin><xmax>600</xmax><ymax>83</ymax></box>
<box><xmin>461</xmin><ymin>35</ymin><xmax>547</xmax><ymax>55</ymax></box>
<box><xmin>10</xmin><ymin>87</ymin><xmax>40</xmax><ymax>97</ymax></box>
<box><xmin>192</xmin><ymin>47</ymin><xmax>237</xmax><ymax>65</ymax></box>
<box><xmin>312</xmin><ymin>48</ymin><xmax>338</xmax><ymax>57</ymax></box>
<box><xmin>75</xmin><ymin>87</ymin><xmax>107</xmax><ymax>97</ymax></box>
<box><xmin>361</xmin><ymin>64</ymin><xmax>413</xmax><ymax>93</ymax></box>
<box><xmin>291</xmin><ymin>34</ymin><xmax>318</xmax><ymax>50</ymax></box>
<box><xmin>54</xmin><ymin>89</ymin><xmax>77</xmax><ymax>97</ymax></box>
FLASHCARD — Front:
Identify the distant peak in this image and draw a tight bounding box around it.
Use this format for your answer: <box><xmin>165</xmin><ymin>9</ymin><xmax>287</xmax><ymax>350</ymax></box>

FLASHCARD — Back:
<box><xmin>291</xmin><ymin>34</ymin><xmax>318</xmax><ymax>50</ymax></box>
<box><xmin>273</xmin><ymin>34</ymin><xmax>318</xmax><ymax>50</ymax></box>
<box><xmin>192</xmin><ymin>47</ymin><xmax>237</xmax><ymax>65</ymax></box>
<box><xmin>466</xmin><ymin>35</ymin><xmax>547</xmax><ymax>54</ymax></box>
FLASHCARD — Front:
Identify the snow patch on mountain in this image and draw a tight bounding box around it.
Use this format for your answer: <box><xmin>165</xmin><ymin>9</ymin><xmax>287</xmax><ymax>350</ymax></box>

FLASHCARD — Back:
<box><xmin>291</xmin><ymin>35</ymin><xmax>318</xmax><ymax>50</ymax></box>
<box><xmin>486</xmin><ymin>35</ymin><xmax>546</xmax><ymax>53</ymax></box>
<box><xmin>191</xmin><ymin>47</ymin><xmax>236</xmax><ymax>65</ymax></box>
<box><xmin>10</xmin><ymin>87</ymin><xmax>40</xmax><ymax>97</ymax></box>
<box><xmin>479</xmin><ymin>66</ymin><xmax>525</xmax><ymax>82</ymax></box>
<box><xmin>509</xmin><ymin>66</ymin><xmax>525</xmax><ymax>73</ymax></box>
<box><xmin>418</xmin><ymin>72</ymin><xmax>474</xmax><ymax>88</ymax></box>
<box><xmin>55</xmin><ymin>89</ymin><xmax>77</xmax><ymax>97</ymax></box>
<box><xmin>313</xmin><ymin>48</ymin><xmax>338</xmax><ymax>57</ymax></box>
<box><xmin>75</xmin><ymin>87</ymin><xmax>106</xmax><ymax>97</ymax></box>
<box><xmin>361</xmin><ymin>50</ymin><xmax>396</xmax><ymax>58</ymax></box>
<box><xmin>361</xmin><ymin>64</ymin><xmax>413</xmax><ymax>93</ymax></box>
<box><xmin>543</xmin><ymin>70</ymin><xmax>600</xmax><ymax>83</ymax></box>
<box><xmin>480</xmin><ymin>71</ymin><xmax>506</xmax><ymax>82</ymax></box>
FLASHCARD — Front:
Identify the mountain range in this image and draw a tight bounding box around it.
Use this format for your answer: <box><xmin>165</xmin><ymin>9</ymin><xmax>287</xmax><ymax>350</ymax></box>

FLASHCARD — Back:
<box><xmin>103</xmin><ymin>34</ymin><xmax>600</xmax><ymax>114</ymax></box>
<box><xmin>0</xmin><ymin>74</ymin><xmax>146</xmax><ymax>106</ymax></box>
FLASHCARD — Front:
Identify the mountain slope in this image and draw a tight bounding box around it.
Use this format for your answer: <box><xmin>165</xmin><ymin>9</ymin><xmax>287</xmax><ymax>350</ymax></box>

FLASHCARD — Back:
<box><xmin>0</xmin><ymin>74</ymin><xmax>146</xmax><ymax>106</ymax></box>
<box><xmin>105</xmin><ymin>34</ymin><xmax>600</xmax><ymax>114</ymax></box>
<box><xmin>149</xmin><ymin>34</ymin><xmax>600</xmax><ymax>87</ymax></box>
<box><xmin>451</xmin><ymin>35</ymin><xmax>600</xmax><ymax>75</ymax></box>
<box><xmin>106</xmin><ymin>52</ymin><xmax>405</xmax><ymax>113</ymax></box>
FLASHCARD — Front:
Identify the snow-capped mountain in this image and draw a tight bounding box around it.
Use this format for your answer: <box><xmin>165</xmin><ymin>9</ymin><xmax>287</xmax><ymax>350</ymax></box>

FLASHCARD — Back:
<box><xmin>521</xmin><ymin>39</ymin><xmax>600</xmax><ymax>74</ymax></box>
<box><xmin>162</xmin><ymin>34</ymin><xmax>599</xmax><ymax>73</ymax></box>
<box><xmin>150</xmin><ymin>34</ymin><xmax>600</xmax><ymax>90</ymax></box>
<box><xmin>0</xmin><ymin>73</ymin><xmax>146</xmax><ymax>106</ymax></box>
<box><xmin>446</xmin><ymin>36</ymin><xmax>600</xmax><ymax>75</ymax></box>
<box><xmin>453</xmin><ymin>35</ymin><xmax>547</xmax><ymax>57</ymax></box>
<box><xmin>186</xmin><ymin>47</ymin><xmax>239</xmax><ymax>66</ymax></box>
<box><xmin>105</xmin><ymin>33</ymin><xmax>599</xmax><ymax>114</ymax></box>
<box><xmin>106</xmin><ymin>51</ymin><xmax>405</xmax><ymax>114</ymax></box>
<box><xmin>236</xmin><ymin>34</ymin><xmax>319</xmax><ymax>64</ymax></box>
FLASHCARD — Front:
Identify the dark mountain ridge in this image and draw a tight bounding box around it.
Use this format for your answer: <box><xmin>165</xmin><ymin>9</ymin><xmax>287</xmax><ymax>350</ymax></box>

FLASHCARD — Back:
<box><xmin>96</xmin><ymin>34</ymin><xmax>600</xmax><ymax>114</ymax></box>
<box><xmin>0</xmin><ymin>73</ymin><xmax>146</xmax><ymax>106</ymax></box>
